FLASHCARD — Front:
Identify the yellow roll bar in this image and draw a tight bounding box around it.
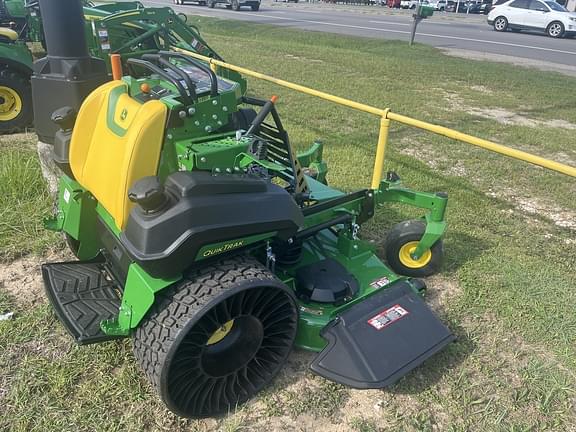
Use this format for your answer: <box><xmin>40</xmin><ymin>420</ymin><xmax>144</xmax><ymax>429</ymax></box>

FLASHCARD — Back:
<box><xmin>175</xmin><ymin>48</ymin><xmax>576</xmax><ymax>185</ymax></box>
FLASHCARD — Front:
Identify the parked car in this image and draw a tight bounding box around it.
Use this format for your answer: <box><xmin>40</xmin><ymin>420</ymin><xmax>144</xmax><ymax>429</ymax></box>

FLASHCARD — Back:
<box><xmin>207</xmin><ymin>0</ymin><xmax>261</xmax><ymax>9</ymax></box>
<box><xmin>446</xmin><ymin>0</ymin><xmax>474</xmax><ymax>12</ymax></box>
<box><xmin>487</xmin><ymin>0</ymin><xmax>576</xmax><ymax>37</ymax></box>
<box><xmin>469</xmin><ymin>1</ymin><xmax>492</xmax><ymax>13</ymax></box>
<box><xmin>429</xmin><ymin>0</ymin><xmax>447</xmax><ymax>9</ymax></box>
<box><xmin>401</xmin><ymin>0</ymin><xmax>429</xmax><ymax>8</ymax></box>
<box><xmin>387</xmin><ymin>0</ymin><xmax>402</xmax><ymax>7</ymax></box>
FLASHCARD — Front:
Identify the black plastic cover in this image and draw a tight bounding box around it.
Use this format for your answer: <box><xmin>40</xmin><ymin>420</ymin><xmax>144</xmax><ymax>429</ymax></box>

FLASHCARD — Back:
<box><xmin>295</xmin><ymin>258</ymin><xmax>359</xmax><ymax>304</ymax></box>
<box><xmin>121</xmin><ymin>171</ymin><xmax>303</xmax><ymax>278</ymax></box>
<box><xmin>310</xmin><ymin>280</ymin><xmax>455</xmax><ymax>388</ymax></box>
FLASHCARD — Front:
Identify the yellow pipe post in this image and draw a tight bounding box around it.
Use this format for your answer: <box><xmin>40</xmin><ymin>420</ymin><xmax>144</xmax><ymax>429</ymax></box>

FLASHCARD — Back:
<box><xmin>371</xmin><ymin>114</ymin><xmax>391</xmax><ymax>190</ymax></box>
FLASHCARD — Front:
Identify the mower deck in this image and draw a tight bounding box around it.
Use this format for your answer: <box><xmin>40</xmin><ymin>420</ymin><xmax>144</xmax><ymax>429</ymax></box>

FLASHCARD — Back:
<box><xmin>42</xmin><ymin>257</ymin><xmax>124</xmax><ymax>345</ymax></box>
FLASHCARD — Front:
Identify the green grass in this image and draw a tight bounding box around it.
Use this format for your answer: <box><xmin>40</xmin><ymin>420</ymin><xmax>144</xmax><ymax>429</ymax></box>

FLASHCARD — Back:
<box><xmin>0</xmin><ymin>134</ymin><xmax>58</xmax><ymax>260</ymax></box>
<box><xmin>1</xmin><ymin>17</ymin><xmax>576</xmax><ymax>431</ymax></box>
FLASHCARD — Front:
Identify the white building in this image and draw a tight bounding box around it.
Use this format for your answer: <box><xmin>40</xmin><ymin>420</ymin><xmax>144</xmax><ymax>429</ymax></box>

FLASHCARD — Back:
<box><xmin>567</xmin><ymin>0</ymin><xmax>576</xmax><ymax>11</ymax></box>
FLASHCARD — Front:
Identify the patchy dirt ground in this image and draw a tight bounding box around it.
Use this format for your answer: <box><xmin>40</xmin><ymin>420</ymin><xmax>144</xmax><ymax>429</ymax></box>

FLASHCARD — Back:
<box><xmin>486</xmin><ymin>187</ymin><xmax>576</xmax><ymax>232</ymax></box>
<box><xmin>0</xmin><ymin>251</ymin><xmax>69</xmax><ymax>308</ymax></box>
<box><xmin>442</xmin><ymin>92</ymin><xmax>576</xmax><ymax>130</ymax></box>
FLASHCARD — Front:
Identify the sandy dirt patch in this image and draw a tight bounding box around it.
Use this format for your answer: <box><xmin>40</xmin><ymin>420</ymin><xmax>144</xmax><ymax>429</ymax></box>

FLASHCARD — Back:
<box><xmin>442</xmin><ymin>92</ymin><xmax>576</xmax><ymax>130</ymax></box>
<box><xmin>0</xmin><ymin>251</ymin><xmax>69</xmax><ymax>307</ymax></box>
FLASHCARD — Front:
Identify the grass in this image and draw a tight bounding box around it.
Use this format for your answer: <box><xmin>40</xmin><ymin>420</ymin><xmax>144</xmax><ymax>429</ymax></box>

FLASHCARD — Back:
<box><xmin>1</xmin><ymin>16</ymin><xmax>576</xmax><ymax>431</ymax></box>
<box><xmin>0</xmin><ymin>133</ymin><xmax>58</xmax><ymax>260</ymax></box>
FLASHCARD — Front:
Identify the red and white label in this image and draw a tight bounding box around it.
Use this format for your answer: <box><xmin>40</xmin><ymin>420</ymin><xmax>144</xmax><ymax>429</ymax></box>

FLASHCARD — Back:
<box><xmin>370</xmin><ymin>276</ymin><xmax>390</xmax><ymax>290</ymax></box>
<box><xmin>367</xmin><ymin>304</ymin><xmax>409</xmax><ymax>330</ymax></box>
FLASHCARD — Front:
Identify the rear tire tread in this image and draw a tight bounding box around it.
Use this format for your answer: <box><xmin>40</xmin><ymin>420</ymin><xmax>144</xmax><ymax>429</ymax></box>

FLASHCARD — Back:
<box><xmin>133</xmin><ymin>255</ymin><xmax>296</xmax><ymax>417</ymax></box>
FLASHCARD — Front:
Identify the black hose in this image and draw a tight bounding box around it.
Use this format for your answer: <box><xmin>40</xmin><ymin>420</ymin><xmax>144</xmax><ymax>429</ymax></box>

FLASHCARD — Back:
<box><xmin>126</xmin><ymin>58</ymin><xmax>192</xmax><ymax>106</ymax></box>
<box><xmin>142</xmin><ymin>54</ymin><xmax>197</xmax><ymax>101</ymax></box>
<box><xmin>158</xmin><ymin>51</ymin><xmax>218</xmax><ymax>97</ymax></box>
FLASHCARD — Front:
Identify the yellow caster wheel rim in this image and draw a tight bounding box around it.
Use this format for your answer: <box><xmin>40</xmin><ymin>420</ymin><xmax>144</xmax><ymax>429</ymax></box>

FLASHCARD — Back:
<box><xmin>398</xmin><ymin>241</ymin><xmax>432</xmax><ymax>269</ymax></box>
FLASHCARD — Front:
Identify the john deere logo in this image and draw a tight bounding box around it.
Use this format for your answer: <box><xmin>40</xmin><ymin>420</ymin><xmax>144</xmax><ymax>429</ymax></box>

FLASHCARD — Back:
<box><xmin>120</xmin><ymin>108</ymin><xmax>128</xmax><ymax>121</ymax></box>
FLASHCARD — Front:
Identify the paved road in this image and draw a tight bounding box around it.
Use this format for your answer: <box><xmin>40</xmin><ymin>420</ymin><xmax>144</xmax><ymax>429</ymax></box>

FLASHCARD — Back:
<box><xmin>144</xmin><ymin>0</ymin><xmax>576</xmax><ymax>67</ymax></box>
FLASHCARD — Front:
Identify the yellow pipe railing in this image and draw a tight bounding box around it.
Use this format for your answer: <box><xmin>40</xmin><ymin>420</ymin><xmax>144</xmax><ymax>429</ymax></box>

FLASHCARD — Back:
<box><xmin>176</xmin><ymin>48</ymin><xmax>576</xmax><ymax>183</ymax></box>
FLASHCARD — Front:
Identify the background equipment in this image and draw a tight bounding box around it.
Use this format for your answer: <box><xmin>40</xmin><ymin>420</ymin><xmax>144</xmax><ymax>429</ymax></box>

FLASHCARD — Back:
<box><xmin>0</xmin><ymin>0</ymin><xmax>237</xmax><ymax>135</ymax></box>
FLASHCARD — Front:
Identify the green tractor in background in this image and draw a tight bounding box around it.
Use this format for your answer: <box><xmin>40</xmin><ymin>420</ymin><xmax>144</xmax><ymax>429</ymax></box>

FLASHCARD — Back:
<box><xmin>0</xmin><ymin>0</ymin><xmax>234</xmax><ymax>133</ymax></box>
<box><xmin>0</xmin><ymin>0</ymin><xmax>36</xmax><ymax>132</ymax></box>
<box><xmin>35</xmin><ymin>0</ymin><xmax>455</xmax><ymax>419</ymax></box>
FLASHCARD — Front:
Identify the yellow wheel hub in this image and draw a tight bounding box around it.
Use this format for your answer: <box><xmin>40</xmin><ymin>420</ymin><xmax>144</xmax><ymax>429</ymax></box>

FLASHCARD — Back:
<box><xmin>206</xmin><ymin>319</ymin><xmax>235</xmax><ymax>345</ymax></box>
<box><xmin>398</xmin><ymin>241</ymin><xmax>432</xmax><ymax>269</ymax></box>
<box><xmin>0</xmin><ymin>86</ymin><xmax>22</xmax><ymax>122</ymax></box>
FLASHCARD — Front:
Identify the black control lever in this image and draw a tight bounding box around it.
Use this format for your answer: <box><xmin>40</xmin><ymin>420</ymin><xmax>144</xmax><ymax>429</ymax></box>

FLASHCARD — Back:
<box><xmin>245</xmin><ymin>96</ymin><xmax>278</xmax><ymax>136</ymax></box>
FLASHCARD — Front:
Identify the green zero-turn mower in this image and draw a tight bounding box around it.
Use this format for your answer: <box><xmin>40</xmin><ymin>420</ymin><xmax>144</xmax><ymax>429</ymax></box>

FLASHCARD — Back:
<box><xmin>0</xmin><ymin>0</ymin><xmax>237</xmax><ymax>134</ymax></box>
<box><xmin>37</xmin><ymin>0</ymin><xmax>454</xmax><ymax>418</ymax></box>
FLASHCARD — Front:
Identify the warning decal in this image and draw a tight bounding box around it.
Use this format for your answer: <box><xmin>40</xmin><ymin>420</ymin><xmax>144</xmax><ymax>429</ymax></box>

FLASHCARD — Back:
<box><xmin>367</xmin><ymin>304</ymin><xmax>409</xmax><ymax>330</ymax></box>
<box><xmin>370</xmin><ymin>276</ymin><xmax>390</xmax><ymax>290</ymax></box>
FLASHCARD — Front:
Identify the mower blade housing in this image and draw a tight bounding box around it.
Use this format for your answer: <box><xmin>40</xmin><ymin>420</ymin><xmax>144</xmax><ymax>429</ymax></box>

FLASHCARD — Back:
<box><xmin>310</xmin><ymin>280</ymin><xmax>455</xmax><ymax>388</ymax></box>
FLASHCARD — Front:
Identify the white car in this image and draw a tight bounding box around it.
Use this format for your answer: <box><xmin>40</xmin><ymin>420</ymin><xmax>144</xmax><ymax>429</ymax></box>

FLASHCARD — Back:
<box><xmin>487</xmin><ymin>0</ymin><xmax>576</xmax><ymax>38</ymax></box>
<box><xmin>428</xmin><ymin>0</ymin><xmax>447</xmax><ymax>10</ymax></box>
<box><xmin>401</xmin><ymin>0</ymin><xmax>429</xmax><ymax>8</ymax></box>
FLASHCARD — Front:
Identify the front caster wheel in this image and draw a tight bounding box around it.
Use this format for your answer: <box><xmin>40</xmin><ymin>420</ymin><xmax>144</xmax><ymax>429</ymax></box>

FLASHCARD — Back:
<box><xmin>133</xmin><ymin>255</ymin><xmax>298</xmax><ymax>418</ymax></box>
<box><xmin>384</xmin><ymin>220</ymin><xmax>444</xmax><ymax>278</ymax></box>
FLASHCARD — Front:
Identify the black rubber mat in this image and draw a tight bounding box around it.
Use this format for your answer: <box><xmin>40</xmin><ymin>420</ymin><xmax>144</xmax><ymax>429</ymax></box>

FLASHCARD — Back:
<box><xmin>42</xmin><ymin>258</ymin><xmax>123</xmax><ymax>345</ymax></box>
<box><xmin>310</xmin><ymin>280</ymin><xmax>455</xmax><ymax>388</ymax></box>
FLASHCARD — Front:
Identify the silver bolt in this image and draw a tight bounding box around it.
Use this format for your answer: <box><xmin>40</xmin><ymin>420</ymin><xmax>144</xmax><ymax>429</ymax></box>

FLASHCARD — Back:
<box><xmin>226</xmin><ymin>168</ymin><xmax>232</xmax><ymax>173</ymax></box>
<box><xmin>179</xmin><ymin>111</ymin><xmax>186</xmax><ymax>119</ymax></box>
<box><xmin>212</xmin><ymin>114</ymin><xmax>218</xmax><ymax>120</ymax></box>
<box><xmin>217</xmin><ymin>121</ymin><xmax>223</xmax><ymax>126</ymax></box>
<box><xmin>353</xmin><ymin>244</ymin><xmax>358</xmax><ymax>250</ymax></box>
<box><xmin>212</xmin><ymin>100</ymin><xmax>218</xmax><ymax>105</ymax></box>
<box><xmin>188</xmin><ymin>107</ymin><xmax>196</xmax><ymax>115</ymax></box>
<box><xmin>215</xmin><ymin>168</ymin><xmax>221</xmax><ymax>173</ymax></box>
<box><xmin>222</xmin><ymin>106</ymin><xmax>228</xmax><ymax>112</ymax></box>
<box><xmin>205</xmin><ymin>125</ymin><xmax>212</xmax><ymax>132</ymax></box>
<box><xmin>194</xmin><ymin>121</ymin><xmax>200</xmax><ymax>126</ymax></box>
<box><xmin>200</xmin><ymin>157</ymin><xmax>207</xmax><ymax>163</ymax></box>
<box><xmin>167</xmin><ymin>134</ymin><xmax>173</xmax><ymax>140</ymax></box>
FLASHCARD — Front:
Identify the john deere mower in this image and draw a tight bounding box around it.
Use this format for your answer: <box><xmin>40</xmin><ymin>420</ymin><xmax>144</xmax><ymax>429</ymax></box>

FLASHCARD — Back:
<box><xmin>36</xmin><ymin>0</ymin><xmax>454</xmax><ymax>418</ymax></box>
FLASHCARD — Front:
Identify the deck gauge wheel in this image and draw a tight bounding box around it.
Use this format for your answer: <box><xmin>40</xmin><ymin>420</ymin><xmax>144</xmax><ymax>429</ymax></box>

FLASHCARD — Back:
<box><xmin>384</xmin><ymin>220</ymin><xmax>443</xmax><ymax>278</ymax></box>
